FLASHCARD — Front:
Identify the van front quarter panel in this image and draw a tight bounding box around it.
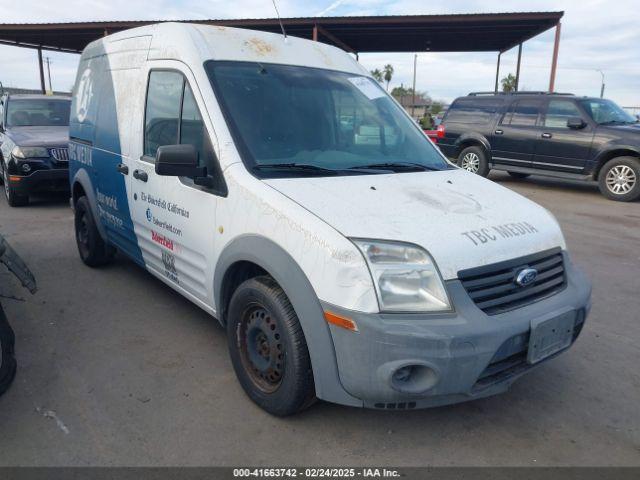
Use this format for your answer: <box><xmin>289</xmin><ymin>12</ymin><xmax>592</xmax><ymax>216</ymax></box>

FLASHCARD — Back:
<box><xmin>214</xmin><ymin>164</ymin><xmax>379</xmax><ymax>315</ymax></box>
<box><xmin>213</xmin><ymin>233</ymin><xmax>363</xmax><ymax>407</ymax></box>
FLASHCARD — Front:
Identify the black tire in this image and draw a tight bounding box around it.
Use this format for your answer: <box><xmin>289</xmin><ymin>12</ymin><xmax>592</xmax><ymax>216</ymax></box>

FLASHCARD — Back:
<box><xmin>458</xmin><ymin>145</ymin><xmax>490</xmax><ymax>177</ymax></box>
<box><xmin>508</xmin><ymin>171</ymin><xmax>531</xmax><ymax>179</ymax></box>
<box><xmin>227</xmin><ymin>276</ymin><xmax>315</xmax><ymax>416</ymax></box>
<box><xmin>2</xmin><ymin>164</ymin><xmax>29</xmax><ymax>207</ymax></box>
<box><xmin>0</xmin><ymin>304</ymin><xmax>17</xmax><ymax>397</ymax></box>
<box><xmin>74</xmin><ymin>196</ymin><xmax>115</xmax><ymax>267</ymax></box>
<box><xmin>598</xmin><ymin>156</ymin><xmax>640</xmax><ymax>202</ymax></box>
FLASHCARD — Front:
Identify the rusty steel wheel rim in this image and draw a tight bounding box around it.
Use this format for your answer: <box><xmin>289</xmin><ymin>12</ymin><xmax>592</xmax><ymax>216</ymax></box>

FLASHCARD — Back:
<box><xmin>238</xmin><ymin>304</ymin><xmax>285</xmax><ymax>393</ymax></box>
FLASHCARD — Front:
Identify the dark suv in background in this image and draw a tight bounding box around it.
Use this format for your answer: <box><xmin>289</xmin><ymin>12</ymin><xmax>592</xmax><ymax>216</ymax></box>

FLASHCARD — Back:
<box><xmin>0</xmin><ymin>93</ymin><xmax>71</xmax><ymax>206</ymax></box>
<box><xmin>438</xmin><ymin>92</ymin><xmax>640</xmax><ymax>202</ymax></box>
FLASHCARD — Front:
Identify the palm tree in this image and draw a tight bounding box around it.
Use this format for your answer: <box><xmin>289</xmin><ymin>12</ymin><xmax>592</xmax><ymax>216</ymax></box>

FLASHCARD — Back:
<box><xmin>370</xmin><ymin>68</ymin><xmax>383</xmax><ymax>83</ymax></box>
<box><xmin>501</xmin><ymin>73</ymin><xmax>517</xmax><ymax>93</ymax></box>
<box><xmin>383</xmin><ymin>64</ymin><xmax>394</xmax><ymax>91</ymax></box>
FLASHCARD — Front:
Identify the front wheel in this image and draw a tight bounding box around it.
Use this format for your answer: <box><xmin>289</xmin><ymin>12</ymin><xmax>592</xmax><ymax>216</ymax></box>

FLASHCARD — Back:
<box><xmin>227</xmin><ymin>276</ymin><xmax>315</xmax><ymax>416</ymax></box>
<box><xmin>598</xmin><ymin>157</ymin><xmax>640</xmax><ymax>202</ymax></box>
<box><xmin>458</xmin><ymin>146</ymin><xmax>490</xmax><ymax>177</ymax></box>
<box><xmin>2</xmin><ymin>165</ymin><xmax>29</xmax><ymax>207</ymax></box>
<box><xmin>0</xmin><ymin>304</ymin><xmax>17</xmax><ymax>397</ymax></box>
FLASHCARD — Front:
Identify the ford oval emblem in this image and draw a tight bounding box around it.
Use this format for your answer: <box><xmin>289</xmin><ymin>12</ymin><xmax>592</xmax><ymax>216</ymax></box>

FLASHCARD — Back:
<box><xmin>515</xmin><ymin>267</ymin><xmax>538</xmax><ymax>287</ymax></box>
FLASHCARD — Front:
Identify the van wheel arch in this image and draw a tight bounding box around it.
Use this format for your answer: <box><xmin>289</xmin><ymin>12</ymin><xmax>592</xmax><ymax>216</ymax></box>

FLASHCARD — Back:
<box><xmin>219</xmin><ymin>260</ymin><xmax>268</xmax><ymax>325</ymax></box>
<box><xmin>72</xmin><ymin>181</ymin><xmax>87</xmax><ymax>207</ymax></box>
<box><xmin>70</xmin><ymin>171</ymin><xmax>109</xmax><ymax>243</ymax></box>
<box><xmin>213</xmin><ymin>235</ymin><xmax>362</xmax><ymax>407</ymax></box>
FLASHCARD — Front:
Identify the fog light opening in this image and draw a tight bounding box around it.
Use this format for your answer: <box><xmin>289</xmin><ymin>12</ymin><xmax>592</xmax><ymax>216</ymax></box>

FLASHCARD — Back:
<box><xmin>392</xmin><ymin>365</ymin><xmax>414</xmax><ymax>383</ymax></box>
<box><xmin>390</xmin><ymin>364</ymin><xmax>438</xmax><ymax>393</ymax></box>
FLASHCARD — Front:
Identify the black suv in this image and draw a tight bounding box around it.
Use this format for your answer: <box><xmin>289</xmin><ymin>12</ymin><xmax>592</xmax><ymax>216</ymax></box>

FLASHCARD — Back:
<box><xmin>0</xmin><ymin>93</ymin><xmax>71</xmax><ymax>206</ymax></box>
<box><xmin>438</xmin><ymin>92</ymin><xmax>640</xmax><ymax>202</ymax></box>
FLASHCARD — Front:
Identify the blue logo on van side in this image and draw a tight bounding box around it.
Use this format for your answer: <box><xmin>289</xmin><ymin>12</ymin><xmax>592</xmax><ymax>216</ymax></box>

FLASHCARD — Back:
<box><xmin>146</xmin><ymin>208</ymin><xmax>153</xmax><ymax>222</ymax></box>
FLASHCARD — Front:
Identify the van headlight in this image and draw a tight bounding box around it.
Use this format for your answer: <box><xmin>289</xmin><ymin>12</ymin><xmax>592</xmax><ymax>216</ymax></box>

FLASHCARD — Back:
<box><xmin>12</xmin><ymin>146</ymin><xmax>49</xmax><ymax>159</ymax></box>
<box><xmin>352</xmin><ymin>239</ymin><xmax>452</xmax><ymax>313</ymax></box>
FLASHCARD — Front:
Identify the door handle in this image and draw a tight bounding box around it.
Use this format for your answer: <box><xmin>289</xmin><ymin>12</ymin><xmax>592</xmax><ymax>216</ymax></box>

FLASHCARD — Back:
<box><xmin>133</xmin><ymin>169</ymin><xmax>148</xmax><ymax>182</ymax></box>
<box><xmin>116</xmin><ymin>163</ymin><xmax>129</xmax><ymax>175</ymax></box>
<box><xmin>541</xmin><ymin>132</ymin><xmax>553</xmax><ymax>139</ymax></box>
<box><xmin>494</xmin><ymin>129</ymin><xmax>503</xmax><ymax>135</ymax></box>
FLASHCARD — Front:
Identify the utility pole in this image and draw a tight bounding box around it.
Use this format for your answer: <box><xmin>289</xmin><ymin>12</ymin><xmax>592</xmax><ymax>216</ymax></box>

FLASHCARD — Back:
<box><xmin>45</xmin><ymin>56</ymin><xmax>52</xmax><ymax>94</ymax></box>
<box><xmin>411</xmin><ymin>54</ymin><xmax>417</xmax><ymax>119</ymax></box>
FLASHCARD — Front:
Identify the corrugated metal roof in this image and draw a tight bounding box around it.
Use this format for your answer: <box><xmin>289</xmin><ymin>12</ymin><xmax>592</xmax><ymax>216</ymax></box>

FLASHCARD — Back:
<box><xmin>0</xmin><ymin>11</ymin><xmax>563</xmax><ymax>54</ymax></box>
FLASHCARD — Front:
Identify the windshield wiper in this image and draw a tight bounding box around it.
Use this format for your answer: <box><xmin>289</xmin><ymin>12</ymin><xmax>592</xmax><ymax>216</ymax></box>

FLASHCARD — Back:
<box><xmin>252</xmin><ymin>163</ymin><xmax>338</xmax><ymax>175</ymax></box>
<box><xmin>348</xmin><ymin>162</ymin><xmax>443</xmax><ymax>172</ymax></box>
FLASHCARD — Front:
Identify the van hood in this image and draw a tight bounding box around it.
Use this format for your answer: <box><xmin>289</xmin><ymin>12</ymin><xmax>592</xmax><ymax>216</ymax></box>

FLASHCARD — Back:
<box><xmin>6</xmin><ymin>126</ymin><xmax>69</xmax><ymax>148</ymax></box>
<box><xmin>265</xmin><ymin>169</ymin><xmax>566</xmax><ymax>280</ymax></box>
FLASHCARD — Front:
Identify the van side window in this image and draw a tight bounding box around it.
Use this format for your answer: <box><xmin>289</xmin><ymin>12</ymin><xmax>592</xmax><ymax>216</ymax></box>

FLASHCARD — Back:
<box><xmin>144</xmin><ymin>71</ymin><xmax>183</xmax><ymax>157</ymax></box>
<box><xmin>502</xmin><ymin>100</ymin><xmax>541</xmax><ymax>127</ymax></box>
<box><xmin>544</xmin><ymin>100</ymin><xmax>583</xmax><ymax>128</ymax></box>
<box><xmin>144</xmin><ymin>72</ymin><xmax>217</xmax><ymax>172</ymax></box>
<box><xmin>180</xmin><ymin>84</ymin><xmax>216</xmax><ymax>175</ymax></box>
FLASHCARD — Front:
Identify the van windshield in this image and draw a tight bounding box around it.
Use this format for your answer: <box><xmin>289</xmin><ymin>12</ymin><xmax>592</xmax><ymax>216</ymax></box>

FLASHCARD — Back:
<box><xmin>6</xmin><ymin>99</ymin><xmax>71</xmax><ymax>127</ymax></box>
<box><xmin>205</xmin><ymin>61</ymin><xmax>449</xmax><ymax>177</ymax></box>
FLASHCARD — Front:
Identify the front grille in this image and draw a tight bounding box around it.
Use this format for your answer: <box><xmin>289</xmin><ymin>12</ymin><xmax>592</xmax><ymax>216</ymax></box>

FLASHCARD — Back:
<box><xmin>49</xmin><ymin>147</ymin><xmax>69</xmax><ymax>162</ymax></box>
<box><xmin>459</xmin><ymin>248</ymin><xmax>566</xmax><ymax>315</ymax></box>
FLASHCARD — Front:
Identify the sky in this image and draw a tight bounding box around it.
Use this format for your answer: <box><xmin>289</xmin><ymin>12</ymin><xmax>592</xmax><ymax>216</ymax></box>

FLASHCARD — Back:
<box><xmin>1</xmin><ymin>0</ymin><xmax>638</xmax><ymax>107</ymax></box>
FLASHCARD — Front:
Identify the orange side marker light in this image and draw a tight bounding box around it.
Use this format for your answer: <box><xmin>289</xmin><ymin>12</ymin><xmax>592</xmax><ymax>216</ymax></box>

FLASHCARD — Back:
<box><xmin>324</xmin><ymin>311</ymin><xmax>358</xmax><ymax>332</ymax></box>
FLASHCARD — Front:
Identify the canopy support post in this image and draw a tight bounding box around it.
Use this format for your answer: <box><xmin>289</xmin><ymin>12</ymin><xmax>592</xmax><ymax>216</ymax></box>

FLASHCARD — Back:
<box><xmin>494</xmin><ymin>52</ymin><xmax>501</xmax><ymax>93</ymax></box>
<box><xmin>515</xmin><ymin>43</ymin><xmax>522</xmax><ymax>91</ymax></box>
<box><xmin>549</xmin><ymin>22</ymin><xmax>561</xmax><ymax>92</ymax></box>
<box><xmin>37</xmin><ymin>47</ymin><xmax>46</xmax><ymax>94</ymax></box>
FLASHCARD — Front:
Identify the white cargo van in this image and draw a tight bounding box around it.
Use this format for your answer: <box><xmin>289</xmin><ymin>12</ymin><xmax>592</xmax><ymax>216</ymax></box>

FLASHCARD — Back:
<box><xmin>69</xmin><ymin>23</ymin><xmax>591</xmax><ymax>416</ymax></box>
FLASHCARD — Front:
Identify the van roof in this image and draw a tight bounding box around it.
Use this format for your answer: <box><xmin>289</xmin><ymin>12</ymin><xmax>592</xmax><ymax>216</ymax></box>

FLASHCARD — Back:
<box><xmin>83</xmin><ymin>22</ymin><xmax>366</xmax><ymax>76</ymax></box>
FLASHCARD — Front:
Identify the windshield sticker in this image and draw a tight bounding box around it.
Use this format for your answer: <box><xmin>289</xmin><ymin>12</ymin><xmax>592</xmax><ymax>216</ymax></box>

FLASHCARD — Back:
<box><xmin>348</xmin><ymin>77</ymin><xmax>386</xmax><ymax>100</ymax></box>
<box><xmin>461</xmin><ymin>222</ymin><xmax>539</xmax><ymax>246</ymax></box>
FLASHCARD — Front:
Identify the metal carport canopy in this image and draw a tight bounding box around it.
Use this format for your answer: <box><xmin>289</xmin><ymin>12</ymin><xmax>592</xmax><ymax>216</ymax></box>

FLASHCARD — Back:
<box><xmin>0</xmin><ymin>11</ymin><xmax>564</xmax><ymax>93</ymax></box>
<box><xmin>0</xmin><ymin>12</ymin><xmax>563</xmax><ymax>54</ymax></box>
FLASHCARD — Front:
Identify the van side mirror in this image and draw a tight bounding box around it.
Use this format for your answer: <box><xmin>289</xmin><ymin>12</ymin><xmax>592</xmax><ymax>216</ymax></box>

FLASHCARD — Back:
<box><xmin>567</xmin><ymin>117</ymin><xmax>587</xmax><ymax>129</ymax></box>
<box><xmin>155</xmin><ymin>144</ymin><xmax>206</xmax><ymax>178</ymax></box>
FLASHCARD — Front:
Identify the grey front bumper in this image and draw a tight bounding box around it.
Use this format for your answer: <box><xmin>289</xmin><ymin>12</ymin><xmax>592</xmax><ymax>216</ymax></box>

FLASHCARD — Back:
<box><xmin>324</xmin><ymin>252</ymin><xmax>592</xmax><ymax>409</ymax></box>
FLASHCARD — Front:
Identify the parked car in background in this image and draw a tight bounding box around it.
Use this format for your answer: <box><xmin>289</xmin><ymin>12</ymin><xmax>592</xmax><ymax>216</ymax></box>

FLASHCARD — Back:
<box><xmin>438</xmin><ymin>92</ymin><xmax>640</xmax><ymax>202</ymax></box>
<box><xmin>0</xmin><ymin>232</ymin><xmax>37</xmax><ymax>397</ymax></box>
<box><xmin>0</xmin><ymin>94</ymin><xmax>71</xmax><ymax>206</ymax></box>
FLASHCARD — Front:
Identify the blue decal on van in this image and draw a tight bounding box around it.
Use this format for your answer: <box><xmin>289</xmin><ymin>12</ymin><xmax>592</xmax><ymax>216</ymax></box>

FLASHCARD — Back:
<box><xmin>69</xmin><ymin>47</ymin><xmax>143</xmax><ymax>264</ymax></box>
